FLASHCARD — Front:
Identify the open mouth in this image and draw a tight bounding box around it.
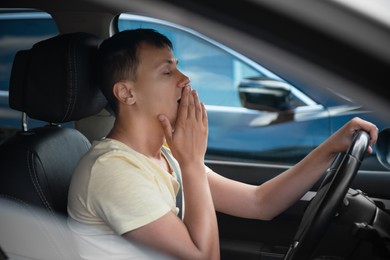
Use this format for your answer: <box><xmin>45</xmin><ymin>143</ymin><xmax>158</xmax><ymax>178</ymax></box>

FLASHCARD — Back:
<box><xmin>177</xmin><ymin>98</ymin><xmax>181</xmax><ymax>104</ymax></box>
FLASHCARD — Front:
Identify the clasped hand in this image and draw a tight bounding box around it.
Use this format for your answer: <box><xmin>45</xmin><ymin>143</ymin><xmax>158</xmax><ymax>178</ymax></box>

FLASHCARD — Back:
<box><xmin>159</xmin><ymin>86</ymin><xmax>208</xmax><ymax>166</ymax></box>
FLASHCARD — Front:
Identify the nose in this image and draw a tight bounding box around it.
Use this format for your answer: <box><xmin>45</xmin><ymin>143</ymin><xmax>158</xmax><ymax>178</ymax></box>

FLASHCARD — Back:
<box><xmin>178</xmin><ymin>71</ymin><xmax>190</xmax><ymax>89</ymax></box>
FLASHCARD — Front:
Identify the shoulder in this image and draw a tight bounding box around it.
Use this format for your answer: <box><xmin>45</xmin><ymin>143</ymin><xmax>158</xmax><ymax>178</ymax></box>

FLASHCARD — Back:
<box><xmin>72</xmin><ymin>139</ymin><xmax>153</xmax><ymax>191</ymax></box>
<box><xmin>91</xmin><ymin>139</ymin><xmax>148</xmax><ymax>169</ymax></box>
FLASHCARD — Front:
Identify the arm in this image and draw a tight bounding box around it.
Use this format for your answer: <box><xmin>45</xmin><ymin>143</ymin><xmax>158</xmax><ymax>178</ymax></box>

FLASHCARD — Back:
<box><xmin>209</xmin><ymin>117</ymin><xmax>378</xmax><ymax>220</ymax></box>
<box><xmin>124</xmin><ymin>87</ymin><xmax>219</xmax><ymax>259</ymax></box>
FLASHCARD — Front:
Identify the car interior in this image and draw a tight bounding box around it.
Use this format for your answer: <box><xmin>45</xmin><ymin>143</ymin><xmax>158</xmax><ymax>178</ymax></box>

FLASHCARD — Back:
<box><xmin>0</xmin><ymin>1</ymin><xmax>390</xmax><ymax>260</ymax></box>
<box><xmin>0</xmin><ymin>31</ymin><xmax>106</xmax><ymax>215</ymax></box>
<box><xmin>0</xmin><ymin>32</ymin><xmax>107</xmax><ymax>258</ymax></box>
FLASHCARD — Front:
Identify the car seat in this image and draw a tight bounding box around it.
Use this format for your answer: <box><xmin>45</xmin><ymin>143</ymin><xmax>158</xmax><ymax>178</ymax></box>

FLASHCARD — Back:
<box><xmin>0</xmin><ymin>32</ymin><xmax>106</xmax><ymax>216</ymax></box>
<box><xmin>0</xmin><ymin>32</ymin><xmax>107</xmax><ymax>259</ymax></box>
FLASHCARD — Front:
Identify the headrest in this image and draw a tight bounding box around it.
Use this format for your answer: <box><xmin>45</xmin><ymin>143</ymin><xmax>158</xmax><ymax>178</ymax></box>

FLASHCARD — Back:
<box><xmin>9</xmin><ymin>32</ymin><xmax>107</xmax><ymax>123</ymax></box>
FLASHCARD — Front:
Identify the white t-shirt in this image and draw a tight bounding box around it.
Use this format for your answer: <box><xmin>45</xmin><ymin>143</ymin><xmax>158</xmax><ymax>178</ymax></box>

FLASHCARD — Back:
<box><xmin>67</xmin><ymin>138</ymin><xmax>182</xmax><ymax>259</ymax></box>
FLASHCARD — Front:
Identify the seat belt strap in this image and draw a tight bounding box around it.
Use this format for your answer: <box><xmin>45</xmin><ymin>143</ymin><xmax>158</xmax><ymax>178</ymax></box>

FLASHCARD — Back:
<box><xmin>161</xmin><ymin>146</ymin><xmax>183</xmax><ymax>220</ymax></box>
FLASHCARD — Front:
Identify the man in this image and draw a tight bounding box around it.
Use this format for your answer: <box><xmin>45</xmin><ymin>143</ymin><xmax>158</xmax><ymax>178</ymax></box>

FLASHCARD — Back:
<box><xmin>67</xmin><ymin>29</ymin><xmax>378</xmax><ymax>259</ymax></box>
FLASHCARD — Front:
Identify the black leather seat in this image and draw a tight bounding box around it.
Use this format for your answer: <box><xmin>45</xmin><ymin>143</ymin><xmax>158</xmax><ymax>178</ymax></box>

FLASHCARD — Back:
<box><xmin>0</xmin><ymin>32</ymin><xmax>107</xmax><ymax>217</ymax></box>
<box><xmin>0</xmin><ymin>32</ymin><xmax>175</xmax><ymax>260</ymax></box>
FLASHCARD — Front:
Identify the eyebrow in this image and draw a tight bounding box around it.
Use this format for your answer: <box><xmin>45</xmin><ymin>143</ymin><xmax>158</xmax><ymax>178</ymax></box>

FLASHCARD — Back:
<box><xmin>166</xmin><ymin>58</ymin><xmax>179</xmax><ymax>65</ymax></box>
<box><xmin>155</xmin><ymin>58</ymin><xmax>179</xmax><ymax>70</ymax></box>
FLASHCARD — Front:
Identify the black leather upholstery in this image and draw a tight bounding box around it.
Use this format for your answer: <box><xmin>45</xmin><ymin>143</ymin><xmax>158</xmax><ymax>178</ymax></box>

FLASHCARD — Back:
<box><xmin>9</xmin><ymin>32</ymin><xmax>106</xmax><ymax>123</ymax></box>
<box><xmin>0</xmin><ymin>32</ymin><xmax>106</xmax><ymax>216</ymax></box>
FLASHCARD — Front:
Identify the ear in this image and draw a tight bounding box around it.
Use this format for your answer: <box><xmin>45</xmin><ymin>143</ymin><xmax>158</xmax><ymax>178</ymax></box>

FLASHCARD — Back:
<box><xmin>113</xmin><ymin>81</ymin><xmax>136</xmax><ymax>105</ymax></box>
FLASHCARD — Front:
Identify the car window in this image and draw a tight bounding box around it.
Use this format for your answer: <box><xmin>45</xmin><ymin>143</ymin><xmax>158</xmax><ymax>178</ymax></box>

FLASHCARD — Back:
<box><xmin>0</xmin><ymin>11</ymin><xmax>58</xmax><ymax>92</ymax></box>
<box><xmin>0</xmin><ymin>10</ymin><xmax>58</xmax><ymax>140</ymax></box>
<box><xmin>118</xmin><ymin>14</ymin><xmax>312</xmax><ymax>109</ymax></box>
<box><xmin>116</xmin><ymin>14</ymin><xmax>347</xmax><ymax>168</ymax></box>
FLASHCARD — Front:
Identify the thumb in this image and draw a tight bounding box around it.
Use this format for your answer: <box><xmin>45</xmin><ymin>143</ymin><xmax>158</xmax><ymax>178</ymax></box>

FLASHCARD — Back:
<box><xmin>158</xmin><ymin>114</ymin><xmax>173</xmax><ymax>144</ymax></box>
<box><xmin>367</xmin><ymin>145</ymin><xmax>373</xmax><ymax>154</ymax></box>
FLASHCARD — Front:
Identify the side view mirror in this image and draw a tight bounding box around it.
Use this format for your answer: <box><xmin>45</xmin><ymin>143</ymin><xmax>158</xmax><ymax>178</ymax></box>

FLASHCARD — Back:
<box><xmin>238</xmin><ymin>77</ymin><xmax>293</xmax><ymax>112</ymax></box>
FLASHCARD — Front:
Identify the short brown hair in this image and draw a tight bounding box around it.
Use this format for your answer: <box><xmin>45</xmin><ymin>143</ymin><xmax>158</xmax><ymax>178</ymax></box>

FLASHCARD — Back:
<box><xmin>98</xmin><ymin>28</ymin><xmax>173</xmax><ymax>115</ymax></box>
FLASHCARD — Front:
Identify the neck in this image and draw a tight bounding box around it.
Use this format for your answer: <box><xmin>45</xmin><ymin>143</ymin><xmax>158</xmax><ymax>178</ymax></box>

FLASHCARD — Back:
<box><xmin>107</xmin><ymin>115</ymin><xmax>165</xmax><ymax>159</ymax></box>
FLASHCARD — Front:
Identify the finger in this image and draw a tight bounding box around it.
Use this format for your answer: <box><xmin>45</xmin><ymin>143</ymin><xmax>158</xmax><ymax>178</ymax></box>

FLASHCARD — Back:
<box><xmin>177</xmin><ymin>86</ymin><xmax>190</xmax><ymax>122</ymax></box>
<box><xmin>192</xmin><ymin>90</ymin><xmax>202</xmax><ymax>121</ymax></box>
<box><xmin>368</xmin><ymin>127</ymin><xmax>378</xmax><ymax>149</ymax></box>
<box><xmin>201</xmin><ymin>102</ymin><xmax>208</xmax><ymax>128</ymax></box>
<box><xmin>158</xmin><ymin>114</ymin><xmax>173</xmax><ymax>145</ymax></box>
<box><xmin>353</xmin><ymin>117</ymin><xmax>378</xmax><ymax>153</ymax></box>
<box><xmin>188</xmin><ymin>89</ymin><xmax>196</xmax><ymax>119</ymax></box>
<box><xmin>356</xmin><ymin>118</ymin><xmax>378</xmax><ymax>146</ymax></box>
<box><xmin>367</xmin><ymin>127</ymin><xmax>378</xmax><ymax>154</ymax></box>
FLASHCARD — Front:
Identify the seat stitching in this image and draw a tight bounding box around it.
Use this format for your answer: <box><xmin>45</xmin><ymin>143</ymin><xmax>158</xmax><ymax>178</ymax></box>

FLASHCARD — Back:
<box><xmin>62</xmin><ymin>36</ymin><xmax>78</xmax><ymax>122</ymax></box>
<box><xmin>26</xmin><ymin>151</ymin><xmax>54</xmax><ymax>214</ymax></box>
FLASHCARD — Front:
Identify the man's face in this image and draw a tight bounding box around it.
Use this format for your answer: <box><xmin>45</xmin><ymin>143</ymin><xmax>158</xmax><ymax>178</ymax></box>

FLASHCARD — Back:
<box><xmin>133</xmin><ymin>42</ymin><xmax>189</xmax><ymax>125</ymax></box>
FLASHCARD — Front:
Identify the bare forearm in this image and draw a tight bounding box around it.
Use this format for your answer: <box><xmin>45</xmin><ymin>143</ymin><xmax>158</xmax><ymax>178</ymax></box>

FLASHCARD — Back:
<box><xmin>181</xmin><ymin>163</ymin><xmax>220</xmax><ymax>259</ymax></box>
<box><xmin>255</xmin><ymin>118</ymin><xmax>379</xmax><ymax>220</ymax></box>
<box><xmin>255</xmin><ymin>141</ymin><xmax>335</xmax><ymax>220</ymax></box>
<box><xmin>210</xmin><ymin>117</ymin><xmax>378</xmax><ymax>222</ymax></box>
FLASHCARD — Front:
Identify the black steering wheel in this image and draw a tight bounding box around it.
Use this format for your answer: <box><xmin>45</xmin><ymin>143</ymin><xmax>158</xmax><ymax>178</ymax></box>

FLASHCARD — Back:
<box><xmin>283</xmin><ymin>130</ymin><xmax>370</xmax><ymax>260</ymax></box>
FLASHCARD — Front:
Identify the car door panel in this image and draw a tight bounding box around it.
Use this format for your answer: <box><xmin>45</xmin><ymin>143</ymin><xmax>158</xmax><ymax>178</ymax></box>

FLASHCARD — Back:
<box><xmin>207</xmin><ymin>159</ymin><xmax>390</xmax><ymax>259</ymax></box>
<box><xmin>206</xmin><ymin>160</ymin><xmax>305</xmax><ymax>256</ymax></box>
